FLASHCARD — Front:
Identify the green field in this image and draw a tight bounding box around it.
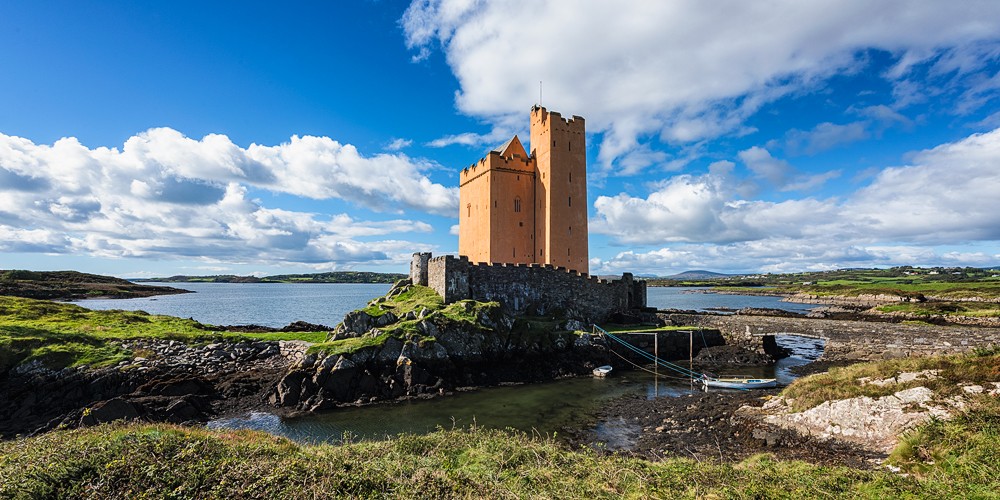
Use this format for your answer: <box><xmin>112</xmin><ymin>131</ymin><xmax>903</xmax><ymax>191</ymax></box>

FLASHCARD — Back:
<box><xmin>0</xmin><ymin>296</ymin><xmax>325</xmax><ymax>373</ymax></box>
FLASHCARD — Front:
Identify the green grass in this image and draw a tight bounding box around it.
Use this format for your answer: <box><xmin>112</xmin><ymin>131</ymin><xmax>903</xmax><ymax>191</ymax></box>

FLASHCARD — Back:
<box><xmin>2</xmin><ymin>419</ymin><xmax>996</xmax><ymax>498</ymax></box>
<box><xmin>307</xmin><ymin>332</ymin><xmax>393</xmax><ymax>356</ymax></box>
<box><xmin>781</xmin><ymin>348</ymin><xmax>1000</xmax><ymax>412</ymax></box>
<box><xmin>0</xmin><ymin>296</ymin><xmax>326</xmax><ymax>372</ymax></box>
<box><xmin>361</xmin><ymin>285</ymin><xmax>444</xmax><ymax>318</ymax></box>
<box><xmin>877</xmin><ymin>301</ymin><xmax>1000</xmax><ymax>318</ymax></box>
<box><xmin>890</xmin><ymin>396</ymin><xmax>1000</xmax><ymax>486</ymax></box>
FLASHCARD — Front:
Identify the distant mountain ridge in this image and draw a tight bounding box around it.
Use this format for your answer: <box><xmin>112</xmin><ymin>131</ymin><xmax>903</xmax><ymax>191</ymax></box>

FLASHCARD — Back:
<box><xmin>135</xmin><ymin>271</ymin><xmax>408</xmax><ymax>284</ymax></box>
<box><xmin>660</xmin><ymin>270</ymin><xmax>736</xmax><ymax>280</ymax></box>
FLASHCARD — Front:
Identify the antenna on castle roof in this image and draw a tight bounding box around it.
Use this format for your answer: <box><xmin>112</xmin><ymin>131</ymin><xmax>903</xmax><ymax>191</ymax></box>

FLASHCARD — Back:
<box><xmin>539</xmin><ymin>80</ymin><xmax>542</xmax><ymax>107</ymax></box>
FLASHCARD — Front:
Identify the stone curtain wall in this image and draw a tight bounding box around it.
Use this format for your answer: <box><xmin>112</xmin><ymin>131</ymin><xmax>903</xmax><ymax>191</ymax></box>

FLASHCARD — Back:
<box><xmin>663</xmin><ymin>313</ymin><xmax>1000</xmax><ymax>362</ymax></box>
<box><xmin>411</xmin><ymin>253</ymin><xmax>646</xmax><ymax>323</ymax></box>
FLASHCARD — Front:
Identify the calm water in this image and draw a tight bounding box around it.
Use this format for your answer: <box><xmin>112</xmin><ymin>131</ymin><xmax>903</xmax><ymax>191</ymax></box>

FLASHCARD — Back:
<box><xmin>75</xmin><ymin>283</ymin><xmax>819</xmax><ymax>328</ymax></box>
<box><xmin>76</xmin><ymin>282</ymin><xmax>391</xmax><ymax>328</ymax></box>
<box><xmin>646</xmin><ymin>286</ymin><xmax>818</xmax><ymax>313</ymax></box>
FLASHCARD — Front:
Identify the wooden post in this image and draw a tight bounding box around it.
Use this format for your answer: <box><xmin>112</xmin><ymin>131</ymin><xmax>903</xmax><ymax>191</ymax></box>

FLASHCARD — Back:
<box><xmin>654</xmin><ymin>332</ymin><xmax>659</xmax><ymax>397</ymax></box>
<box><xmin>689</xmin><ymin>329</ymin><xmax>694</xmax><ymax>390</ymax></box>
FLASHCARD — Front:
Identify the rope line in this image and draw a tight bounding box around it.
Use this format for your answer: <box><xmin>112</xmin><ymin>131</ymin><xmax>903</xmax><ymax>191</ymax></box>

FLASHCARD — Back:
<box><xmin>593</xmin><ymin>325</ymin><xmax>706</xmax><ymax>380</ymax></box>
<box><xmin>603</xmin><ymin>344</ymin><xmax>692</xmax><ymax>381</ymax></box>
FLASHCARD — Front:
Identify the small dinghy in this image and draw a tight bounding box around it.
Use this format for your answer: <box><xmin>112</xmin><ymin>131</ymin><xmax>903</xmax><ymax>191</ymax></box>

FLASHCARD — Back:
<box><xmin>701</xmin><ymin>375</ymin><xmax>776</xmax><ymax>390</ymax></box>
<box><xmin>593</xmin><ymin>365</ymin><xmax>613</xmax><ymax>377</ymax></box>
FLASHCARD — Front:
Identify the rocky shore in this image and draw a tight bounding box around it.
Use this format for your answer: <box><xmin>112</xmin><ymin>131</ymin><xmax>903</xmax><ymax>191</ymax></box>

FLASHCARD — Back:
<box><xmin>576</xmin><ymin>390</ymin><xmax>885</xmax><ymax>468</ymax></box>
<box><xmin>0</xmin><ymin>339</ymin><xmax>307</xmax><ymax>438</ymax></box>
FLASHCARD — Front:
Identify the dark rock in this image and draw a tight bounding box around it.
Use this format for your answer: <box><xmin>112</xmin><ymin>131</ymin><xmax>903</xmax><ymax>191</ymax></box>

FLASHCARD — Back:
<box><xmin>80</xmin><ymin>398</ymin><xmax>139</xmax><ymax>426</ymax></box>
<box><xmin>281</xmin><ymin>321</ymin><xmax>333</xmax><ymax>332</ymax></box>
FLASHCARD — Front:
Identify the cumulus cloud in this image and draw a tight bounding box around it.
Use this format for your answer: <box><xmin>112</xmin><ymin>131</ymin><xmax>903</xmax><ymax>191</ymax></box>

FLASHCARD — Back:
<box><xmin>385</xmin><ymin>138</ymin><xmax>413</xmax><ymax>151</ymax></box>
<box><xmin>403</xmin><ymin>0</ymin><xmax>1000</xmax><ymax>167</ymax></box>
<box><xmin>736</xmin><ymin>146</ymin><xmax>840</xmax><ymax>192</ymax></box>
<box><xmin>592</xmin><ymin>127</ymin><xmax>1000</xmax><ymax>271</ymax></box>
<box><xmin>0</xmin><ymin>130</ymin><xmax>452</xmax><ymax>266</ymax></box>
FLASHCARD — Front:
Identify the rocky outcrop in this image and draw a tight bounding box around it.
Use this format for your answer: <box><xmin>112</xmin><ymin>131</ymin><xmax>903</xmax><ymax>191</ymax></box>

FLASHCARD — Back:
<box><xmin>273</xmin><ymin>305</ymin><xmax>613</xmax><ymax>411</ymax></box>
<box><xmin>734</xmin><ymin>369</ymin><xmax>1000</xmax><ymax>454</ymax></box>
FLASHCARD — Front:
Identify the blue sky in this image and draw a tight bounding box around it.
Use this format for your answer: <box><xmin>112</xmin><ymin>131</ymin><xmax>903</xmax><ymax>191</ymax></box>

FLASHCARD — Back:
<box><xmin>2</xmin><ymin>0</ymin><xmax>1000</xmax><ymax>277</ymax></box>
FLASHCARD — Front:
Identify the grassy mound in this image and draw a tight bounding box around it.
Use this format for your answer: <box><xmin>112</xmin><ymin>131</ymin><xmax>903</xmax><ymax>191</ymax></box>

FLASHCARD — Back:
<box><xmin>308</xmin><ymin>285</ymin><xmax>507</xmax><ymax>357</ymax></box>
<box><xmin>781</xmin><ymin>347</ymin><xmax>1000</xmax><ymax>412</ymax></box>
<box><xmin>0</xmin><ymin>296</ymin><xmax>326</xmax><ymax>373</ymax></box>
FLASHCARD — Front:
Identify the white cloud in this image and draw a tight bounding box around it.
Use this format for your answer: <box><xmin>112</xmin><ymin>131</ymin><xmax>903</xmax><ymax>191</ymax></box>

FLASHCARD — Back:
<box><xmin>736</xmin><ymin>146</ymin><xmax>840</xmax><ymax>192</ymax></box>
<box><xmin>386</xmin><ymin>138</ymin><xmax>413</xmax><ymax>151</ymax></box>
<box><xmin>403</xmin><ymin>0</ymin><xmax>1000</xmax><ymax>167</ymax></box>
<box><xmin>0</xmin><ymin>130</ymin><xmax>452</xmax><ymax>266</ymax></box>
<box><xmin>592</xmin><ymin>127</ymin><xmax>1000</xmax><ymax>269</ymax></box>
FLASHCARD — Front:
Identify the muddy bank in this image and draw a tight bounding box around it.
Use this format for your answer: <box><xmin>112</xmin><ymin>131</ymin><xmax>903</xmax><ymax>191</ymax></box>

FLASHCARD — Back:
<box><xmin>576</xmin><ymin>389</ymin><xmax>885</xmax><ymax>468</ymax></box>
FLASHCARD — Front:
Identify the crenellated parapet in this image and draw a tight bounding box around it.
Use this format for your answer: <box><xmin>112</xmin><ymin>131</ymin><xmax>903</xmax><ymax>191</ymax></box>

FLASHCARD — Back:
<box><xmin>414</xmin><ymin>252</ymin><xmax>647</xmax><ymax>323</ymax></box>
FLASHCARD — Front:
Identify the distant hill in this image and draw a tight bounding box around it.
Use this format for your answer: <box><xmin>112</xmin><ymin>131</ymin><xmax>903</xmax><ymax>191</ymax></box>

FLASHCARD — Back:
<box><xmin>0</xmin><ymin>270</ymin><xmax>192</xmax><ymax>300</ymax></box>
<box><xmin>661</xmin><ymin>270</ymin><xmax>735</xmax><ymax>280</ymax></box>
<box><xmin>137</xmin><ymin>271</ymin><xmax>408</xmax><ymax>284</ymax></box>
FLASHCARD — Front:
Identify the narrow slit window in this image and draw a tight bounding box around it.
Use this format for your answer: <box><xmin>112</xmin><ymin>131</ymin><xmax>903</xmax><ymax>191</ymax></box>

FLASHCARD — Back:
<box><xmin>514</xmin><ymin>197</ymin><xmax>522</xmax><ymax>213</ymax></box>
<box><xmin>568</xmin><ymin>196</ymin><xmax>572</xmax><ymax>207</ymax></box>
<box><xmin>466</xmin><ymin>204</ymin><xmax>471</xmax><ymax>217</ymax></box>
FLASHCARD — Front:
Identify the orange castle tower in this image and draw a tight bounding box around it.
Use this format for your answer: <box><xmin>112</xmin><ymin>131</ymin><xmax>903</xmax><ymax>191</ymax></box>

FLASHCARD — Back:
<box><xmin>458</xmin><ymin>106</ymin><xmax>589</xmax><ymax>273</ymax></box>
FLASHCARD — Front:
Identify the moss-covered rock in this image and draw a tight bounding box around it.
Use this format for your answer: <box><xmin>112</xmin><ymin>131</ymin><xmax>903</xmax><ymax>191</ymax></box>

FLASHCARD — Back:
<box><xmin>273</xmin><ymin>285</ymin><xmax>611</xmax><ymax>411</ymax></box>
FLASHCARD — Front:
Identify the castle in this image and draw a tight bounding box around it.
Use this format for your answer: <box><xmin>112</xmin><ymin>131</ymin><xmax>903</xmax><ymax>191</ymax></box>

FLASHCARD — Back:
<box><xmin>458</xmin><ymin>105</ymin><xmax>589</xmax><ymax>273</ymax></box>
<box><xmin>409</xmin><ymin>106</ymin><xmax>647</xmax><ymax>323</ymax></box>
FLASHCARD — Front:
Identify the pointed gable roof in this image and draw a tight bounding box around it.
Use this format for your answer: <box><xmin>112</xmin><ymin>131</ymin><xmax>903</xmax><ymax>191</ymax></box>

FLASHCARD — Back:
<box><xmin>492</xmin><ymin>135</ymin><xmax>527</xmax><ymax>158</ymax></box>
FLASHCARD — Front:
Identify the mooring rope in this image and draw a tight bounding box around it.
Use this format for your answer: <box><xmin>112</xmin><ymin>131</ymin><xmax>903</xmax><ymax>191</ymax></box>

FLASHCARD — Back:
<box><xmin>593</xmin><ymin>325</ymin><xmax>707</xmax><ymax>380</ymax></box>
<box><xmin>603</xmin><ymin>343</ymin><xmax>692</xmax><ymax>381</ymax></box>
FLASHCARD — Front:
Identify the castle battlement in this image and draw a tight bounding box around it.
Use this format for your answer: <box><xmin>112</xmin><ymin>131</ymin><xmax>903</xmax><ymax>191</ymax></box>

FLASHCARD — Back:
<box><xmin>410</xmin><ymin>252</ymin><xmax>646</xmax><ymax>323</ymax></box>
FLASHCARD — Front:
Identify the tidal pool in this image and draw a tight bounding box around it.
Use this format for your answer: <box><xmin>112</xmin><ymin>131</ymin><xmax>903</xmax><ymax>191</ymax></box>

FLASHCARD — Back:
<box><xmin>209</xmin><ymin>334</ymin><xmax>824</xmax><ymax>445</ymax></box>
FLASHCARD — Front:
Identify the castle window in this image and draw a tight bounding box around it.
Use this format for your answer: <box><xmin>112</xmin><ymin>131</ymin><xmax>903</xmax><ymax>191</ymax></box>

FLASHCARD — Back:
<box><xmin>467</xmin><ymin>204</ymin><xmax>471</xmax><ymax>217</ymax></box>
<box><xmin>568</xmin><ymin>248</ymin><xmax>571</xmax><ymax>256</ymax></box>
<box><xmin>540</xmin><ymin>248</ymin><xmax>544</xmax><ymax>257</ymax></box>
<box><xmin>568</xmin><ymin>196</ymin><xmax>572</xmax><ymax>207</ymax></box>
<box><xmin>494</xmin><ymin>201</ymin><xmax>497</xmax><ymax>208</ymax></box>
<box><xmin>514</xmin><ymin>197</ymin><xmax>522</xmax><ymax>213</ymax></box>
<box><xmin>569</xmin><ymin>226</ymin><xmax>572</xmax><ymax>234</ymax></box>
<box><xmin>569</xmin><ymin>172</ymin><xmax>572</xmax><ymax>182</ymax></box>
<box><xmin>519</xmin><ymin>221</ymin><xmax>524</xmax><ymax>227</ymax></box>
<box><xmin>513</xmin><ymin>247</ymin><xmax>516</xmax><ymax>258</ymax></box>
<box><xmin>553</xmin><ymin>140</ymin><xmax>556</xmax><ymax>147</ymax></box>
